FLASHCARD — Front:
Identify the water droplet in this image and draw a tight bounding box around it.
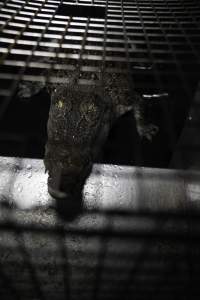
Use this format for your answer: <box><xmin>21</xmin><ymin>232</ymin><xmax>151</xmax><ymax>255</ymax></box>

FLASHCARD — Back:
<box><xmin>16</xmin><ymin>183</ymin><xmax>23</xmax><ymax>193</ymax></box>
<box><xmin>27</xmin><ymin>172</ymin><xmax>32</xmax><ymax>178</ymax></box>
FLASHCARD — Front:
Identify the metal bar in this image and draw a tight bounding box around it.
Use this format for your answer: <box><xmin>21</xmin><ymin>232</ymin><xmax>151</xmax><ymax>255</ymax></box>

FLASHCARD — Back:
<box><xmin>57</xmin><ymin>226</ymin><xmax>72</xmax><ymax>300</ymax></box>
<box><xmin>14</xmin><ymin>226</ymin><xmax>46</xmax><ymax>300</ymax></box>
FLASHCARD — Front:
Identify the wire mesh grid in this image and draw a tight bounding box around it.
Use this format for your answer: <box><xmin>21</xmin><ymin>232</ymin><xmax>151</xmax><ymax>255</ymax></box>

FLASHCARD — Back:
<box><xmin>0</xmin><ymin>0</ymin><xmax>200</xmax><ymax>166</ymax></box>
<box><xmin>0</xmin><ymin>1</ymin><xmax>200</xmax><ymax>299</ymax></box>
<box><xmin>0</xmin><ymin>0</ymin><xmax>199</xmax><ymax>97</ymax></box>
<box><xmin>0</xmin><ymin>207</ymin><xmax>200</xmax><ymax>300</ymax></box>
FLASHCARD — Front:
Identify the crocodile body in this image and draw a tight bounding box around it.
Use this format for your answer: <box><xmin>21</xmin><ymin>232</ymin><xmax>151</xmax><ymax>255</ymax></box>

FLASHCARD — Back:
<box><xmin>17</xmin><ymin>58</ymin><xmax>158</xmax><ymax>200</ymax></box>
<box><xmin>42</xmin><ymin>69</ymin><xmax>158</xmax><ymax>199</ymax></box>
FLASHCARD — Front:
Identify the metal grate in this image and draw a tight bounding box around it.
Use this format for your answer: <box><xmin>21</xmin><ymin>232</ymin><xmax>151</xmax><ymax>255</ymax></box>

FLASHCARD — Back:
<box><xmin>1</xmin><ymin>206</ymin><xmax>200</xmax><ymax>300</ymax></box>
<box><xmin>0</xmin><ymin>3</ymin><xmax>200</xmax><ymax>298</ymax></box>
<box><xmin>0</xmin><ymin>0</ymin><xmax>199</xmax><ymax>98</ymax></box>
<box><xmin>0</xmin><ymin>0</ymin><xmax>200</xmax><ymax>167</ymax></box>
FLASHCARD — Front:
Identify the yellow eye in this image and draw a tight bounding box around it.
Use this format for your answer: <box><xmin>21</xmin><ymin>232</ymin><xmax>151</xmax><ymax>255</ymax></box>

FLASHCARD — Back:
<box><xmin>57</xmin><ymin>100</ymin><xmax>63</xmax><ymax>108</ymax></box>
<box><xmin>80</xmin><ymin>101</ymin><xmax>100</xmax><ymax>122</ymax></box>
<box><xmin>88</xmin><ymin>103</ymin><xmax>96</xmax><ymax>113</ymax></box>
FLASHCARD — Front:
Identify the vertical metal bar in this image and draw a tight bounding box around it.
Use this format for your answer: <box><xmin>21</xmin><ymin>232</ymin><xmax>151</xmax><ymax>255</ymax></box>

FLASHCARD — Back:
<box><xmin>79</xmin><ymin>17</ymin><xmax>90</xmax><ymax>75</ymax></box>
<box><xmin>120</xmin><ymin>0</ymin><xmax>144</xmax><ymax>164</ymax></box>
<box><xmin>57</xmin><ymin>226</ymin><xmax>72</xmax><ymax>300</ymax></box>
<box><xmin>14</xmin><ymin>227</ymin><xmax>46</xmax><ymax>300</ymax></box>
<box><xmin>101</xmin><ymin>0</ymin><xmax>108</xmax><ymax>72</ymax></box>
<box><xmin>120</xmin><ymin>0</ymin><xmax>132</xmax><ymax>80</ymax></box>
<box><xmin>135</xmin><ymin>0</ymin><xmax>162</xmax><ymax>92</ymax></box>
<box><xmin>92</xmin><ymin>216</ymin><xmax>111</xmax><ymax>300</ymax></box>
<box><xmin>149</xmin><ymin>0</ymin><xmax>179</xmax><ymax>153</ymax></box>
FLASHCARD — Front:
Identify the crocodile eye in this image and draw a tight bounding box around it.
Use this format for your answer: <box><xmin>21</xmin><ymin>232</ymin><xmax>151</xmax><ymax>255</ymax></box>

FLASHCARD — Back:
<box><xmin>80</xmin><ymin>100</ymin><xmax>101</xmax><ymax>123</ymax></box>
<box><xmin>57</xmin><ymin>100</ymin><xmax>63</xmax><ymax>108</ymax></box>
<box><xmin>51</xmin><ymin>88</ymin><xmax>72</xmax><ymax>114</ymax></box>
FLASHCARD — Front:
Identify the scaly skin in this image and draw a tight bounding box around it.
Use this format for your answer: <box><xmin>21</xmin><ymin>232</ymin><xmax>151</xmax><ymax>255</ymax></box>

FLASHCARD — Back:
<box><xmin>16</xmin><ymin>40</ymin><xmax>158</xmax><ymax>200</ymax></box>
<box><xmin>43</xmin><ymin>69</ymin><xmax>158</xmax><ymax>199</ymax></box>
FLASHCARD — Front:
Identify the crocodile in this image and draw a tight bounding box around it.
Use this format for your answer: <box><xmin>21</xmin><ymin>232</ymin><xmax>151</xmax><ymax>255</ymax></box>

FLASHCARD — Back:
<box><xmin>17</xmin><ymin>47</ymin><xmax>159</xmax><ymax>201</ymax></box>
<box><xmin>42</xmin><ymin>68</ymin><xmax>158</xmax><ymax>200</ymax></box>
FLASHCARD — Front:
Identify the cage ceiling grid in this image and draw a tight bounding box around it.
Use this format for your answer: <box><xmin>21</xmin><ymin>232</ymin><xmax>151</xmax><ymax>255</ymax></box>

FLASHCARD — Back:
<box><xmin>0</xmin><ymin>0</ymin><xmax>199</xmax><ymax>103</ymax></box>
<box><xmin>0</xmin><ymin>0</ymin><xmax>199</xmax><ymax>166</ymax></box>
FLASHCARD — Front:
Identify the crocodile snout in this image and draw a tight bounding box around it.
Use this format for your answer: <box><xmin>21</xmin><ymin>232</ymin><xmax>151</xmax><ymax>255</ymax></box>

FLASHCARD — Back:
<box><xmin>45</xmin><ymin>154</ymin><xmax>92</xmax><ymax>200</ymax></box>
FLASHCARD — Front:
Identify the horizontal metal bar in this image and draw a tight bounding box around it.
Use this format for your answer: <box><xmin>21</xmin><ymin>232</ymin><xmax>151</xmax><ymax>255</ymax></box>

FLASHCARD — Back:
<box><xmin>0</xmin><ymin>156</ymin><xmax>200</xmax><ymax>212</ymax></box>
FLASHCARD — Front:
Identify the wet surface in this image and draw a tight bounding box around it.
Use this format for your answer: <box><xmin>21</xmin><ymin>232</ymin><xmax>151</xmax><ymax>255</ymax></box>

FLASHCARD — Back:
<box><xmin>0</xmin><ymin>157</ymin><xmax>200</xmax><ymax>300</ymax></box>
<box><xmin>0</xmin><ymin>156</ymin><xmax>200</xmax><ymax>212</ymax></box>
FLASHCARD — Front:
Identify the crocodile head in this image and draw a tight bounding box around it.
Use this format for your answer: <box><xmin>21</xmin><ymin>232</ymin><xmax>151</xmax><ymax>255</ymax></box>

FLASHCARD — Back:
<box><xmin>44</xmin><ymin>79</ymin><xmax>111</xmax><ymax>200</ymax></box>
<box><xmin>44</xmin><ymin>70</ymin><xmax>139</xmax><ymax>200</ymax></box>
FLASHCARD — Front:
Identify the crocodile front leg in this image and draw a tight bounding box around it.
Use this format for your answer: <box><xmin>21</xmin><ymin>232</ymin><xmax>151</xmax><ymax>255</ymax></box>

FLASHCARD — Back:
<box><xmin>132</xmin><ymin>93</ymin><xmax>159</xmax><ymax>141</ymax></box>
<box><xmin>101</xmin><ymin>72</ymin><xmax>159</xmax><ymax>141</ymax></box>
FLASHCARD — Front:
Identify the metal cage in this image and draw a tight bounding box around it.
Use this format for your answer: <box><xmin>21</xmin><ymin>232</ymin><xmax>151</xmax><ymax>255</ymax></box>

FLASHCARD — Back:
<box><xmin>0</xmin><ymin>1</ymin><xmax>200</xmax><ymax>299</ymax></box>
<box><xmin>0</xmin><ymin>0</ymin><xmax>200</xmax><ymax>167</ymax></box>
